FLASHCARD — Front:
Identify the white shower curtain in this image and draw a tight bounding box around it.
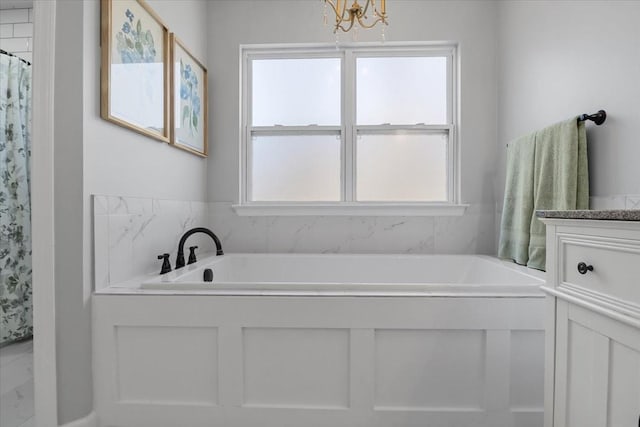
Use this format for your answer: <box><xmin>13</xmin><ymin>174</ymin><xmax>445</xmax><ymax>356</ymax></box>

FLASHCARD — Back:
<box><xmin>0</xmin><ymin>52</ymin><xmax>32</xmax><ymax>345</ymax></box>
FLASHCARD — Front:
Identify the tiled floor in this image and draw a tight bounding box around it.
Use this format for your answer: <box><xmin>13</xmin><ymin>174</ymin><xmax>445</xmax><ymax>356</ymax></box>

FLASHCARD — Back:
<box><xmin>0</xmin><ymin>339</ymin><xmax>34</xmax><ymax>427</ymax></box>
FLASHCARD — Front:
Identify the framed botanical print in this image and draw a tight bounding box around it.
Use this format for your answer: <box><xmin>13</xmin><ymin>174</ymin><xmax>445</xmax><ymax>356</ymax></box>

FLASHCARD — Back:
<box><xmin>100</xmin><ymin>0</ymin><xmax>170</xmax><ymax>142</ymax></box>
<box><xmin>169</xmin><ymin>33</ymin><xmax>208</xmax><ymax>157</ymax></box>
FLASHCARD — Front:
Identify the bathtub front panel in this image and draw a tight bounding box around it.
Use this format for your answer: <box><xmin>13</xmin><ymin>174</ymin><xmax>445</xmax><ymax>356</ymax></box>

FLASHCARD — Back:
<box><xmin>93</xmin><ymin>295</ymin><xmax>545</xmax><ymax>427</ymax></box>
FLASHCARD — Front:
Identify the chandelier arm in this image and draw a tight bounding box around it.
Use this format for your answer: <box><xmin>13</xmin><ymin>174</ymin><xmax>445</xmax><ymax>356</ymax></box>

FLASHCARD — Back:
<box><xmin>360</xmin><ymin>0</ymin><xmax>370</xmax><ymax>17</ymax></box>
<box><xmin>325</xmin><ymin>0</ymin><xmax>347</xmax><ymax>23</ymax></box>
<box><xmin>336</xmin><ymin>17</ymin><xmax>356</xmax><ymax>33</ymax></box>
<box><xmin>325</xmin><ymin>0</ymin><xmax>387</xmax><ymax>33</ymax></box>
<box><xmin>356</xmin><ymin>14</ymin><xmax>383</xmax><ymax>29</ymax></box>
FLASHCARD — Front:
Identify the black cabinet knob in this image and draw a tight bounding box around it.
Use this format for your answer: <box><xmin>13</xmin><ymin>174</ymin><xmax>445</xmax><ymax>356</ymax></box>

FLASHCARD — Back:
<box><xmin>577</xmin><ymin>262</ymin><xmax>594</xmax><ymax>275</ymax></box>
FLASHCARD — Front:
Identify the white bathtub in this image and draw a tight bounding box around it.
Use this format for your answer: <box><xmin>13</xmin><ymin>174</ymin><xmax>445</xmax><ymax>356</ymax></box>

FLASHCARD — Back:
<box><xmin>141</xmin><ymin>253</ymin><xmax>544</xmax><ymax>296</ymax></box>
<box><xmin>94</xmin><ymin>254</ymin><xmax>547</xmax><ymax>427</ymax></box>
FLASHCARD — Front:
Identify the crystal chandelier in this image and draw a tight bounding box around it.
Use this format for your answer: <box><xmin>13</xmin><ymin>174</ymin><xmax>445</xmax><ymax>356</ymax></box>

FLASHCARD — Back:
<box><xmin>324</xmin><ymin>0</ymin><xmax>388</xmax><ymax>34</ymax></box>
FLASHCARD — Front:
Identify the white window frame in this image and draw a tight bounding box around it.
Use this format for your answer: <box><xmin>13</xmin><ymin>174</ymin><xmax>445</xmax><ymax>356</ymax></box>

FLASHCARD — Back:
<box><xmin>235</xmin><ymin>42</ymin><xmax>467</xmax><ymax>216</ymax></box>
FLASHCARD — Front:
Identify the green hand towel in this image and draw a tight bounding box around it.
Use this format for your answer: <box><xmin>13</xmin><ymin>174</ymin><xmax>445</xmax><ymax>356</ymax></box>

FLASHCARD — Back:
<box><xmin>528</xmin><ymin>118</ymin><xmax>589</xmax><ymax>269</ymax></box>
<box><xmin>499</xmin><ymin>117</ymin><xmax>589</xmax><ymax>271</ymax></box>
<box><xmin>498</xmin><ymin>133</ymin><xmax>536</xmax><ymax>266</ymax></box>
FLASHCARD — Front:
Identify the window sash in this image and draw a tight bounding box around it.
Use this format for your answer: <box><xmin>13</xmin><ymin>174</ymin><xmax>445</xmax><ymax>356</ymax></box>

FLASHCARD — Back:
<box><xmin>246</xmin><ymin>128</ymin><xmax>343</xmax><ymax>202</ymax></box>
<box><xmin>241</xmin><ymin>43</ymin><xmax>458</xmax><ymax>206</ymax></box>
<box><xmin>354</xmin><ymin>126</ymin><xmax>453</xmax><ymax>203</ymax></box>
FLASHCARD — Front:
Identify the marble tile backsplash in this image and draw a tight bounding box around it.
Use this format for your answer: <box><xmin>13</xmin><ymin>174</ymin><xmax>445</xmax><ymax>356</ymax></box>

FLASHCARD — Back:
<box><xmin>93</xmin><ymin>195</ymin><xmax>213</xmax><ymax>290</ymax></box>
<box><xmin>590</xmin><ymin>194</ymin><xmax>640</xmax><ymax>210</ymax></box>
<box><xmin>94</xmin><ymin>196</ymin><xmax>496</xmax><ymax>289</ymax></box>
<box><xmin>209</xmin><ymin>202</ymin><xmax>495</xmax><ymax>256</ymax></box>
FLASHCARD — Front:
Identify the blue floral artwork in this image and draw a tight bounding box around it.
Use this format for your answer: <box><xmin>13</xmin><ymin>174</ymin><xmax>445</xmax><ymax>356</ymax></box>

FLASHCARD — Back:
<box><xmin>170</xmin><ymin>37</ymin><xmax>206</xmax><ymax>156</ymax></box>
<box><xmin>103</xmin><ymin>0</ymin><xmax>168</xmax><ymax>140</ymax></box>
<box><xmin>115</xmin><ymin>8</ymin><xmax>157</xmax><ymax>64</ymax></box>
<box><xmin>180</xmin><ymin>59</ymin><xmax>201</xmax><ymax>136</ymax></box>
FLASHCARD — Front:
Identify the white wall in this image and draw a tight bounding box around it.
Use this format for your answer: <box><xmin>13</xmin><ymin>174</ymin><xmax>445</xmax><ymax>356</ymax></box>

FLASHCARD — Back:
<box><xmin>497</xmin><ymin>1</ymin><xmax>640</xmax><ymax>210</ymax></box>
<box><xmin>207</xmin><ymin>0</ymin><xmax>499</xmax><ymax>255</ymax></box>
<box><xmin>52</xmin><ymin>0</ymin><xmax>209</xmax><ymax>423</ymax></box>
<box><xmin>84</xmin><ymin>0</ymin><xmax>209</xmax><ymax>203</ymax></box>
<box><xmin>54</xmin><ymin>1</ymin><xmax>88</xmax><ymax>422</ymax></box>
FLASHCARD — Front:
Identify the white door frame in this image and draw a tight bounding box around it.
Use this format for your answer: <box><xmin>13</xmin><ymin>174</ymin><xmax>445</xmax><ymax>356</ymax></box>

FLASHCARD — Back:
<box><xmin>32</xmin><ymin>0</ymin><xmax>58</xmax><ymax>425</ymax></box>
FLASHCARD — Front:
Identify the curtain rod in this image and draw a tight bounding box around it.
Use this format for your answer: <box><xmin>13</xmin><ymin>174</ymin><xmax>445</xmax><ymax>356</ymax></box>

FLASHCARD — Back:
<box><xmin>0</xmin><ymin>48</ymin><xmax>31</xmax><ymax>66</ymax></box>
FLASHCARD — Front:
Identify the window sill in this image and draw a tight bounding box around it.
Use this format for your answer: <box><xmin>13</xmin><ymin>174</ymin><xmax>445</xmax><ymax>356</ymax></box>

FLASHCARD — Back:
<box><xmin>232</xmin><ymin>203</ymin><xmax>469</xmax><ymax>217</ymax></box>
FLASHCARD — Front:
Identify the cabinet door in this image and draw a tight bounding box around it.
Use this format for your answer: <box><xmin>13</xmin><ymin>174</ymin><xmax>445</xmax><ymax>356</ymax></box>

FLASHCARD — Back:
<box><xmin>554</xmin><ymin>301</ymin><xmax>640</xmax><ymax>427</ymax></box>
<box><xmin>608</xmin><ymin>338</ymin><xmax>640</xmax><ymax>426</ymax></box>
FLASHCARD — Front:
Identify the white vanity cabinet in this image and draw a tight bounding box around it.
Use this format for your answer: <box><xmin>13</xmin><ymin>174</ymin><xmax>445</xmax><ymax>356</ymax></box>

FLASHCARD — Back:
<box><xmin>541</xmin><ymin>217</ymin><xmax>640</xmax><ymax>427</ymax></box>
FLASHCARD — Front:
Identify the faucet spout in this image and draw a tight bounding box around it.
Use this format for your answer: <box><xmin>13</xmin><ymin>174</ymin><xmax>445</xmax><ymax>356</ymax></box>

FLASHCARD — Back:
<box><xmin>176</xmin><ymin>227</ymin><xmax>224</xmax><ymax>269</ymax></box>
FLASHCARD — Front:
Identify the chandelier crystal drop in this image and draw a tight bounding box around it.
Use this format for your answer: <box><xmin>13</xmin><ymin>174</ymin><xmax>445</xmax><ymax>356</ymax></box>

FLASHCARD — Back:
<box><xmin>324</xmin><ymin>0</ymin><xmax>388</xmax><ymax>34</ymax></box>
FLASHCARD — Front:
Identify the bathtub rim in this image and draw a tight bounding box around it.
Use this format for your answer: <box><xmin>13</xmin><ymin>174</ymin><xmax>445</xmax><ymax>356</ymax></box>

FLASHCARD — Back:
<box><xmin>97</xmin><ymin>253</ymin><xmax>546</xmax><ymax>298</ymax></box>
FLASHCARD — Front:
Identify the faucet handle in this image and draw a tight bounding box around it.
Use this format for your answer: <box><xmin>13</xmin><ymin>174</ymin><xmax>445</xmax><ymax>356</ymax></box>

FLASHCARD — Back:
<box><xmin>157</xmin><ymin>253</ymin><xmax>171</xmax><ymax>274</ymax></box>
<box><xmin>188</xmin><ymin>246</ymin><xmax>198</xmax><ymax>265</ymax></box>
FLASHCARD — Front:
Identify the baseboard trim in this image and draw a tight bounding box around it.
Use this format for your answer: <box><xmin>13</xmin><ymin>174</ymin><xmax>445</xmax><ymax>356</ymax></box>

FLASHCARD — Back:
<box><xmin>60</xmin><ymin>411</ymin><xmax>97</xmax><ymax>427</ymax></box>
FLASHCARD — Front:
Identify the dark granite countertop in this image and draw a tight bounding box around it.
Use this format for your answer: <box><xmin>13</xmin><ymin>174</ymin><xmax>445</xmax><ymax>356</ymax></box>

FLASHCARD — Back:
<box><xmin>536</xmin><ymin>209</ymin><xmax>640</xmax><ymax>221</ymax></box>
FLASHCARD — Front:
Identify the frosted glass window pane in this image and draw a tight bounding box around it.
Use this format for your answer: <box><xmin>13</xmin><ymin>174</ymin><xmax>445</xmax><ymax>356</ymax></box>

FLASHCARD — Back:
<box><xmin>356</xmin><ymin>133</ymin><xmax>448</xmax><ymax>201</ymax></box>
<box><xmin>252</xmin><ymin>58</ymin><xmax>341</xmax><ymax>126</ymax></box>
<box><xmin>357</xmin><ymin>57</ymin><xmax>447</xmax><ymax>125</ymax></box>
<box><xmin>251</xmin><ymin>135</ymin><xmax>341</xmax><ymax>201</ymax></box>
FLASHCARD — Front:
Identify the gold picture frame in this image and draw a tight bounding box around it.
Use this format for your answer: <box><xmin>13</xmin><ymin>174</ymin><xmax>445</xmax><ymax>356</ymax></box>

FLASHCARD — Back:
<box><xmin>169</xmin><ymin>33</ymin><xmax>208</xmax><ymax>157</ymax></box>
<box><xmin>100</xmin><ymin>0</ymin><xmax>170</xmax><ymax>142</ymax></box>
